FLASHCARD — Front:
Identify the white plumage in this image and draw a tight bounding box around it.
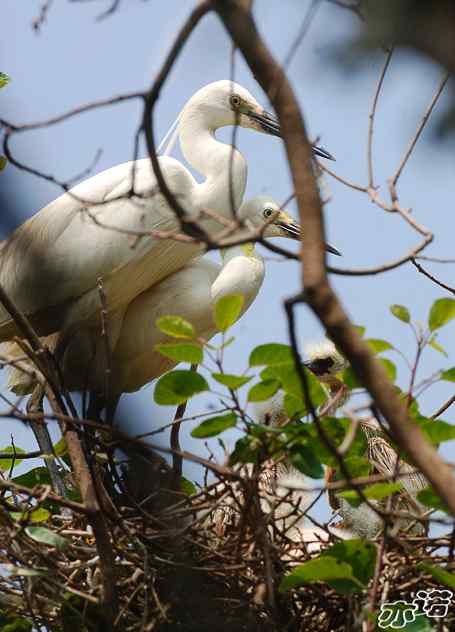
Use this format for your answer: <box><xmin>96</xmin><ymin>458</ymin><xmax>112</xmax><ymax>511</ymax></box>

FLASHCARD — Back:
<box><xmin>0</xmin><ymin>80</ymin><xmax>288</xmax><ymax>342</ymax></box>
<box><xmin>5</xmin><ymin>197</ymin><xmax>303</xmax><ymax>410</ymax></box>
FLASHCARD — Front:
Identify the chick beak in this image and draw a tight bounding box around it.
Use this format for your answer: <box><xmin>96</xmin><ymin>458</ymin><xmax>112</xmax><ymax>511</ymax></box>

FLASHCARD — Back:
<box><xmin>247</xmin><ymin>109</ymin><xmax>335</xmax><ymax>160</ymax></box>
<box><xmin>278</xmin><ymin>218</ymin><xmax>342</xmax><ymax>256</ymax></box>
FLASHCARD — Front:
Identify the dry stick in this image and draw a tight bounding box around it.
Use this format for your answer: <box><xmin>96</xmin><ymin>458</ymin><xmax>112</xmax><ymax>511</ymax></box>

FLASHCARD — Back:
<box><xmin>0</xmin><ymin>478</ymin><xmax>89</xmax><ymax>514</ymax></box>
<box><xmin>410</xmin><ymin>258</ymin><xmax>455</xmax><ymax>295</ymax></box>
<box><xmin>97</xmin><ymin>277</ymin><xmax>114</xmax><ymax>423</ymax></box>
<box><xmin>170</xmin><ymin>364</ymin><xmax>198</xmax><ymax>491</ymax></box>
<box><xmin>431</xmin><ymin>394</ymin><xmax>455</xmax><ymax>420</ymax></box>
<box><xmin>213</xmin><ymin>0</ymin><xmax>455</xmax><ymax>516</ymax></box>
<box><xmin>391</xmin><ymin>72</ymin><xmax>451</xmax><ymax>187</ymax></box>
<box><xmin>367</xmin><ymin>48</ymin><xmax>394</xmax><ymax>189</ymax></box>
<box><xmin>141</xmin><ymin>0</ymin><xmax>213</xmax><ymax>243</ymax></box>
<box><xmin>0</xmin><ymin>285</ymin><xmax>118</xmax><ymax>626</ymax></box>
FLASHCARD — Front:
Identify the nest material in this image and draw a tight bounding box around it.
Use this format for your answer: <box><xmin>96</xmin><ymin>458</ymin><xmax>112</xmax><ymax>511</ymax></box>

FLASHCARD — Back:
<box><xmin>0</xmin><ymin>473</ymin><xmax>454</xmax><ymax>632</ymax></box>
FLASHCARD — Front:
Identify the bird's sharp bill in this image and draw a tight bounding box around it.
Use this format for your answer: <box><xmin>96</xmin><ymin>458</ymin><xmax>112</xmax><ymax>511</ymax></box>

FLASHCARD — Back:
<box><xmin>247</xmin><ymin>108</ymin><xmax>281</xmax><ymax>137</ymax></box>
<box><xmin>278</xmin><ymin>216</ymin><xmax>342</xmax><ymax>255</ymax></box>
<box><xmin>325</xmin><ymin>242</ymin><xmax>342</xmax><ymax>256</ymax></box>
<box><xmin>276</xmin><ymin>213</ymin><xmax>301</xmax><ymax>240</ymax></box>
<box><xmin>312</xmin><ymin>144</ymin><xmax>336</xmax><ymax>161</ymax></box>
<box><xmin>247</xmin><ymin>108</ymin><xmax>335</xmax><ymax>161</ymax></box>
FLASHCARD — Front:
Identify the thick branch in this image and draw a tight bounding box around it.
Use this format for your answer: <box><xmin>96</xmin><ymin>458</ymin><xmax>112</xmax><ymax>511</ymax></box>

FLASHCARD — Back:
<box><xmin>213</xmin><ymin>0</ymin><xmax>455</xmax><ymax>516</ymax></box>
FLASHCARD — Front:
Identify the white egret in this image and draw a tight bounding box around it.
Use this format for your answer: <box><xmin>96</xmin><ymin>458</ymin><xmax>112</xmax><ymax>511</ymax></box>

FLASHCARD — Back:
<box><xmin>304</xmin><ymin>339</ymin><xmax>428</xmax><ymax>538</ymax></box>
<box><xmin>5</xmin><ymin>197</ymin><xmax>340</xmax><ymax>415</ymax></box>
<box><xmin>0</xmin><ymin>80</ymin><xmax>333</xmax><ymax>346</ymax></box>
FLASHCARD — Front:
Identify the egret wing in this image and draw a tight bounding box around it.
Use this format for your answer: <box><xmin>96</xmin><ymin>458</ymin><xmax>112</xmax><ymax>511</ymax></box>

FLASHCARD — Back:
<box><xmin>0</xmin><ymin>157</ymin><xmax>196</xmax><ymax>337</ymax></box>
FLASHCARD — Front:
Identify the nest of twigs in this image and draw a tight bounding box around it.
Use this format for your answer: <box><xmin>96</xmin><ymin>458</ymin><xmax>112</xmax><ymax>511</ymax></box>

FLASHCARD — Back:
<box><xmin>1</xmin><ymin>471</ymin><xmax>454</xmax><ymax>632</ymax></box>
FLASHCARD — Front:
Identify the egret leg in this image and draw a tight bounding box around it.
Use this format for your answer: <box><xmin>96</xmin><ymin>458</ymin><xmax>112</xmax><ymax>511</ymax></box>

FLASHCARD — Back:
<box><xmin>27</xmin><ymin>384</ymin><xmax>67</xmax><ymax>498</ymax></box>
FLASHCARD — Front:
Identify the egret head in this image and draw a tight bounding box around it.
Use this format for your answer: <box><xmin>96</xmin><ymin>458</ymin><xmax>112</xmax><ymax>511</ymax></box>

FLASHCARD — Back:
<box><xmin>238</xmin><ymin>196</ymin><xmax>341</xmax><ymax>255</ymax></box>
<box><xmin>303</xmin><ymin>339</ymin><xmax>348</xmax><ymax>382</ymax></box>
<box><xmin>184</xmin><ymin>81</ymin><xmax>334</xmax><ymax>160</ymax></box>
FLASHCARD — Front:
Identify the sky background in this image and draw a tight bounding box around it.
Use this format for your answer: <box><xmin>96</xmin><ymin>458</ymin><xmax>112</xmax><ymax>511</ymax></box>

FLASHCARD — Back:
<box><xmin>1</xmin><ymin>0</ymin><xmax>454</xmax><ymax>525</ymax></box>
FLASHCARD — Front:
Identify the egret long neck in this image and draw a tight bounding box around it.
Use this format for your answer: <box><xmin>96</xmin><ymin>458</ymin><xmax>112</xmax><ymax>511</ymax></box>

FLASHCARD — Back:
<box><xmin>211</xmin><ymin>245</ymin><xmax>264</xmax><ymax>313</ymax></box>
<box><xmin>178</xmin><ymin>111</ymin><xmax>247</xmax><ymax>213</ymax></box>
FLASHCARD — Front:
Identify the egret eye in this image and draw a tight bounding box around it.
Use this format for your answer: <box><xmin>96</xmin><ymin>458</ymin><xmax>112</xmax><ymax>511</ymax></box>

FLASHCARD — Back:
<box><xmin>230</xmin><ymin>94</ymin><xmax>241</xmax><ymax>108</ymax></box>
<box><xmin>263</xmin><ymin>207</ymin><xmax>275</xmax><ymax>219</ymax></box>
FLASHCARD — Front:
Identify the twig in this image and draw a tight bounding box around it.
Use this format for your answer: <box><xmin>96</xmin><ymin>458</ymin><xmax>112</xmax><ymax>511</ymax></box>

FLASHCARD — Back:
<box><xmin>391</xmin><ymin>72</ymin><xmax>450</xmax><ymax>187</ymax></box>
<box><xmin>367</xmin><ymin>48</ymin><xmax>394</xmax><ymax>189</ymax></box>
<box><xmin>170</xmin><ymin>364</ymin><xmax>198</xmax><ymax>491</ymax></box>
<box><xmin>410</xmin><ymin>258</ymin><xmax>455</xmax><ymax>295</ymax></box>
<box><xmin>431</xmin><ymin>394</ymin><xmax>455</xmax><ymax>420</ymax></box>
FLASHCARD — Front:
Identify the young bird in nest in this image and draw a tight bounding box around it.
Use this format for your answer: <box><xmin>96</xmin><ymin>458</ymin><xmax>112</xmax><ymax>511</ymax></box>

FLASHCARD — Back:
<box><xmin>210</xmin><ymin>392</ymin><xmax>353</xmax><ymax>555</ymax></box>
<box><xmin>304</xmin><ymin>338</ymin><xmax>428</xmax><ymax>539</ymax></box>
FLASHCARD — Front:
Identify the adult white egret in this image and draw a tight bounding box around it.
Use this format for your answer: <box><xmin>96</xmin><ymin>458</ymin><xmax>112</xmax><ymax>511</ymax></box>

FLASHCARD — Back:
<box><xmin>6</xmin><ymin>197</ymin><xmax>340</xmax><ymax>414</ymax></box>
<box><xmin>304</xmin><ymin>339</ymin><xmax>428</xmax><ymax>538</ymax></box>
<box><xmin>0</xmin><ymin>80</ymin><xmax>333</xmax><ymax>346</ymax></box>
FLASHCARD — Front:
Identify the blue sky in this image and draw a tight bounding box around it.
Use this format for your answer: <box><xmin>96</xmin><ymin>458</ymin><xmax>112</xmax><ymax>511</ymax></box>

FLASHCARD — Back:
<box><xmin>1</xmin><ymin>1</ymin><xmax>454</xmax><ymax>520</ymax></box>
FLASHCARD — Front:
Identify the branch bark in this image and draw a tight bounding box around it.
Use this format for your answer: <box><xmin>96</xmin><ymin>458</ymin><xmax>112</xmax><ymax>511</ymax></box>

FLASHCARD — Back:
<box><xmin>213</xmin><ymin>0</ymin><xmax>455</xmax><ymax>516</ymax></box>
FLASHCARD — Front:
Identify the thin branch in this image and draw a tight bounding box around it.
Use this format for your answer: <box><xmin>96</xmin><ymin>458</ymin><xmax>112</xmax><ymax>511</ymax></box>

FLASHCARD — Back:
<box><xmin>391</xmin><ymin>72</ymin><xmax>450</xmax><ymax>187</ymax></box>
<box><xmin>410</xmin><ymin>258</ymin><xmax>455</xmax><ymax>295</ymax></box>
<box><xmin>431</xmin><ymin>394</ymin><xmax>455</xmax><ymax>420</ymax></box>
<box><xmin>367</xmin><ymin>48</ymin><xmax>394</xmax><ymax>189</ymax></box>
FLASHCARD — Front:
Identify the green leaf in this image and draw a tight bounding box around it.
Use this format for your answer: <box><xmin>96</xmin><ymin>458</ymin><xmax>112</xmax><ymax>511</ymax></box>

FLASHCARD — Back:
<box><xmin>156</xmin><ymin>315</ymin><xmax>195</xmax><ymax>339</ymax></box>
<box><xmin>212</xmin><ymin>373</ymin><xmax>252</xmax><ymax>389</ymax></box>
<box><xmin>25</xmin><ymin>526</ymin><xmax>68</xmax><ymax>550</ymax></box>
<box><xmin>180</xmin><ymin>477</ymin><xmax>197</xmax><ymax>496</ymax></box>
<box><xmin>53</xmin><ymin>437</ymin><xmax>67</xmax><ymax>457</ymax></box>
<box><xmin>249</xmin><ymin>343</ymin><xmax>294</xmax><ymax>367</ymax></box>
<box><xmin>247</xmin><ymin>379</ymin><xmax>280</xmax><ymax>402</ymax></box>
<box><xmin>380</xmin><ymin>358</ymin><xmax>397</xmax><ymax>382</ymax></box>
<box><xmin>363</xmin><ymin>482</ymin><xmax>402</xmax><ymax>501</ymax></box>
<box><xmin>342</xmin><ymin>367</ymin><xmax>362</xmax><ymax>389</ymax></box>
<box><xmin>191</xmin><ymin>412</ymin><xmax>237</xmax><ymax>438</ymax></box>
<box><xmin>0</xmin><ymin>72</ymin><xmax>11</xmax><ymax>89</ymax></box>
<box><xmin>229</xmin><ymin>435</ymin><xmax>259</xmax><ymax>465</ymax></box>
<box><xmin>154</xmin><ymin>370</ymin><xmax>208</xmax><ymax>405</ymax></box>
<box><xmin>309</xmin><ymin>417</ymin><xmax>368</xmax><ymax>467</ymax></box>
<box><xmin>214</xmin><ymin>294</ymin><xmax>244</xmax><ymax>332</ymax></box>
<box><xmin>279</xmin><ymin>556</ymin><xmax>363</xmax><ymax>593</ymax></box>
<box><xmin>342</xmin><ymin>455</ymin><xmax>371</xmax><ymax>478</ymax></box>
<box><xmin>155</xmin><ymin>342</ymin><xmax>203</xmax><ymax>364</ymax></box>
<box><xmin>366</xmin><ymin>338</ymin><xmax>393</xmax><ymax>354</ymax></box>
<box><xmin>10</xmin><ymin>508</ymin><xmax>51</xmax><ymax>523</ymax></box>
<box><xmin>428</xmin><ymin>335</ymin><xmax>448</xmax><ymax>357</ymax></box>
<box><xmin>337</xmin><ymin>490</ymin><xmax>363</xmax><ymax>508</ymax></box>
<box><xmin>290</xmin><ymin>446</ymin><xmax>324</xmax><ymax>479</ymax></box>
<box><xmin>417</xmin><ymin>487</ymin><xmax>448</xmax><ymax>512</ymax></box>
<box><xmin>429</xmin><ymin>298</ymin><xmax>455</xmax><ymax>331</ymax></box>
<box><xmin>419</xmin><ymin>418</ymin><xmax>455</xmax><ymax>444</ymax></box>
<box><xmin>0</xmin><ymin>156</ymin><xmax>7</xmax><ymax>172</ymax></box>
<box><xmin>353</xmin><ymin>325</ymin><xmax>366</xmax><ymax>337</ymax></box>
<box><xmin>390</xmin><ymin>304</ymin><xmax>411</xmax><ymax>323</ymax></box>
<box><xmin>12</xmin><ymin>466</ymin><xmax>51</xmax><ymax>488</ymax></box>
<box><xmin>283</xmin><ymin>393</ymin><xmax>305</xmax><ymax>418</ymax></box>
<box><xmin>261</xmin><ymin>364</ymin><xmax>327</xmax><ymax>408</ymax></box>
<box><xmin>418</xmin><ymin>563</ymin><xmax>455</xmax><ymax>589</ymax></box>
<box><xmin>0</xmin><ymin>446</ymin><xmax>26</xmax><ymax>472</ymax></box>
<box><xmin>441</xmin><ymin>367</ymin><xmax>455</xmax><ymax>382</ymax></box>
<box><xmin>321</xmin><ymin>539</ymin><xmax>377</xmax><ymax>587</ymax></box>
